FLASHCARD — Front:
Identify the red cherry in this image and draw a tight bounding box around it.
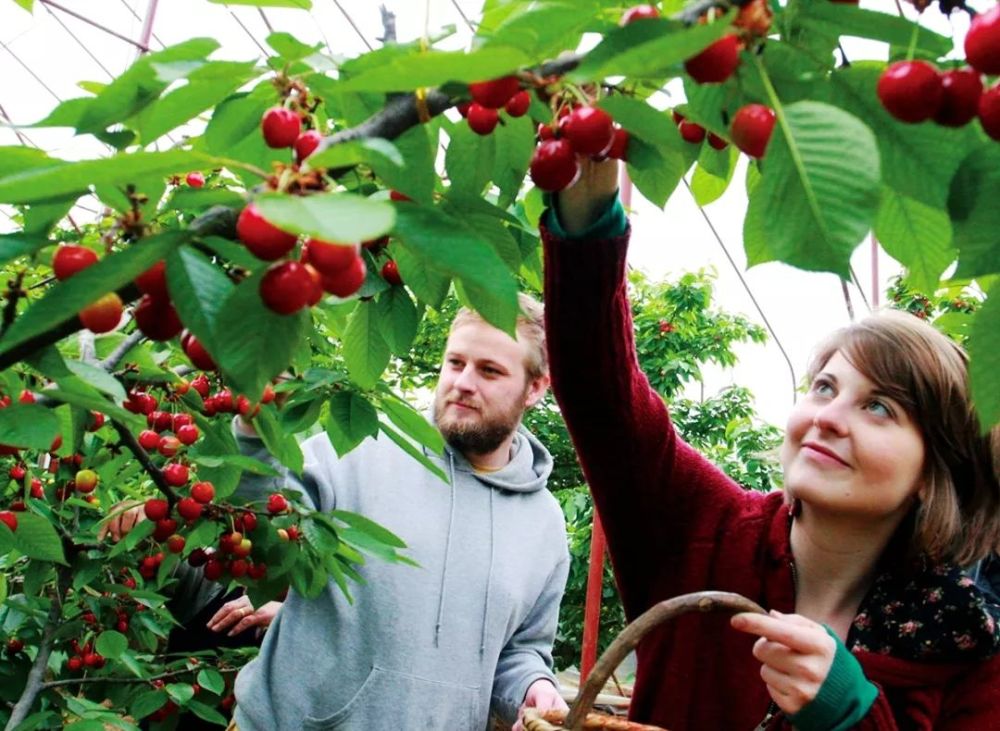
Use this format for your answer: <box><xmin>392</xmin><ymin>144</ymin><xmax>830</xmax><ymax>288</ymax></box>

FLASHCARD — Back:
<box><xmin>182</xmin><ymin>331</ymin><xmax>217</xmax><ymax>371</ymax></box>
<box><xmin>30</xmin><ymin>478</ymin><xmax>44</xmax><ymax>499</ymax></box>
<box><xmin>7</xmin><ymin>638</ymin><xmax>24</xmax><ymax>653</ymax></box>
<box><xmin>730</xmin><ymin>104</ymin><xmax>776</xmax><ymax>158</ymax></box>
<box><xmin>190</xmin><ymin>375</ymin><xmax>210</xmax><ymax>398</ymax></box>
<box><xmin>191</xmin><ymin>481</ymin><xmax>215</xmax><ymax>504</ymax></box>
<box><xmin>163</xmin><ymin>463</ymin><xmax>189</xmax><ymax>487</ymax></box>
<box><xmin>248</xmin><ymin>563</ymin><xmax>268</xmax><ymax>580</ymax></box>
<box><xmin>203</xmin><ymin>559</ymin><xmax>224</xmax><ymax>581</ymax></box>
<box><xmin>320</xmin><ymin>254</ymin><xmax>367</xmax><ymax>298</ymax></box>
<box><xmin>158</xmin><ymin>436</ymin><xmax>181</xmax><ymax>457</ymax></box>
<box><xmin>215</xmin><ymin>389</ymin><xmax>234</xmax><ymax>413</ymax></box>
<box><xmin>239</xmin><ymin>511</ymin><xmax>258</xmax><ymax>532</ymax></box>
<box><xmin>456</xmin><ymin>102</ymin><xmax>472</xmax><ymax>118</ymax></box>
<box><xmin>18</xmin><ymin>390</ymin><xmax>35</xmax><ymax>404</ymax></box>
<box><xmin>187</xmin><ymin>548</ymin><xmax>208</xmax><ymax>567</ymax></box>
<box><xmin>965</xmin><ymin>5</ymin><xmax>1000</xmax><ymax>76</ymax></box>
<box><xmin>9</xmin><ymin>464</ymin><xmax>25</xmax><ymax>481</ymax></box>
<box><xmin>176</xmin><ymin>497</ymin><xmax>202</xmax><ymax>521</ymax></box>
<box><xmin>133</xmin><ymin>295</ymin><xmax>183</xmax><ymax>342</ymax></box>
<box><xmin>302</xmin><ymin>239</ymin><xmax>361</xmax><ymax>276</ymax></box>
<box><xmin>707</xmin><ymin>132</ymin><xmax>729</xmax><ymax>150</ymax></box>
<box><xmin>172</xmin><ymin>413</ymin><xmax>193</xmax><ymax>430</ymax></box>
<box><xmin>87</xmin><ymin>411</ymin><xmax>105</xmax><ymax>431</ymax></box>
<box><xmin>75</xmin><ymin>469</ymin><xmax>98</xmax><ymax>494</ymax></box>
<box><xmin>933</xmin><ymin>68</ymin><xmax>983</xmax><ymax>127</ymax></box>
<box><xmin>138</xmin><ymin>430</ymin><xmax>160</xmax><ymax>450</ymax></box>
<box><xmin>620</xmin><ymin>4</ymin><xmax>659</xmax><ymax>24</ymax></box>
<box><xmin>381</xmin><ymin>260</ymin><xmax>403</xmax><ymax>286</ymax></box>
<box><xmin>52</xmin><ymin>245</ymin><xmax>98</xmax><ymax>281</ymax></box>
<box><xmin>135</xmin><ymin>261</ymin><xmax>168</xmax><ymax>299</ymax></box>
<box><xmin>0</xmin><ymin>511</ymin><xmax>17</xmax><ymax>533</ymax></box>
<box><xmin>260</xmin><ymin>261</ymin><xmax>314</xmax><ymax>315</ymax></box>
<box><xmin>876</xmin><ymin>61</ymin><xmax>944</xmax><ymax>123</ymax></box>
<box><xmin>605</xmin><ymin>127</ymin><xmax>630</xmax><ymax>161</ymax></box>
<box><xmin>389</xmin><ymin>190</ymin><xmax>412</xmax><ymax>202</ymax></box>
<box><xmin>684</xmin><ymin>34</ymin><xmax>742</xmax><ymax>84</ymax></box>
<box><xmin>530</xmin><ymin>139</ymin><xmax>580</xmax><ymax>192</ymax></box>
<box><xmin>301</xmin><ymin>264</ymin><xmax>324</xmax><ymax>307</ymax></box>
<box><xmin>185</xmin><ymin>172</ymin><xmax>205</xmax><ymax>188</ymax></box>
<box><xmin>537</xmin><ymin>123</ymin><xmax>556</xmax><ymax>141</ymax></box>
<box><xmin>504</xmin><ymin>90</ymin><xmax>531</xmax><ymax>118</ymax></box>
<box><xmin>979</xmin><ymin>83</ymin><xmax>1000</xmax><ymax>141</ymax></box>
<box><xmin>560</xmin><ymin>107</ymin><xmax>615</xmax><ymax>156</ymax></box>
<box><xmin>229</xmin><ymin>559</ymin><xmax>249</xmax><ymax>579</ymax></box>
<box><xmin>679</xmin><ymin>120</ymin><xmax>707</xmax><ymax>144</ymax></box>
<box><xmin>261</xmin><ymin>106</ymin><xmax>302</xmax><ymax>148</ymax></box>
<box><xmin>237</xmin><ymin>203</ymin><xmax>298</xmax><ymax>261</ymax></box>
<box><xmin>267</xmin><ymin>493</ymin><xmax>289</xmax><ymax>514</ymax></box>
<box><xmin>143</xmin><ymin>498</ymin><xmax>169</xmax><ymax>522</ymax></box>
<box><xmin>166</xmin><ymin>534</ymin><xmax>186</xmax><ymax>554</ymax></box>
<box><xmin>149</xmin><ymin>410</ymin><xmax>174</xmax><ymax>432</ymax></box>
<box><xmin>176</xmin><ymin>424</ymin><xmax>199</xmax><ymax>445</ymax></box>
<box><xmin>79</xmin><ymin>293</ymin><xmax>123</xmax><ymax>334</ymax></box>
<box><xmin>294</xmin><ymin>129</ymin><xmax>323</xmax><ymax>162</ymax></box>
<box><xmin>152</xmin><ymin>518</ymin><xmax>176</xmax><ymax>543</ymax></box>
<box><xmin>468</xmin><ymin>75</ymin><xmax>520</xmax><ymax>109</ymax></box>
<box><xmin>672</xmin><ymin>109</ymin><xmax>685</xmax><ymax>125</ymax></box>
<box><xmin>467</xmin><ymin>103</ymin><xmax>500</xmax><ymax>135</ymax></box>
<box><xmin>67</xmin><ymin>656</ymin><xmax>84</xmax><ymax>672</ymax></box>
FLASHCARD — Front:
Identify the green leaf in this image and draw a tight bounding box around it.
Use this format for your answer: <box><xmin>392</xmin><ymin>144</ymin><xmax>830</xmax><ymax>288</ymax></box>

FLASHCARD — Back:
<box><xmin>376</xmin><ymin>287</ymin><xmax>418</xmax><ymax>356</ymax></box>
<box><xmin>324</xmin><ymin>391</ymin><xmax>379</xmax><ymax>457</ymax></box>
<box><xmin>306</xmin><ymin>138</ymin><xmax>404</xmax><ymax>172</ymax></box>
<box><xmin>12</xmin><ymin>0</ymin><xmax>33</xmax><ymax>12</ymax></box>
<box><xmin>0</xmin><ymin>231</ymin><xmax>184</xmax><ymax>359</ymax></box>
<box><xmin>332</xmin><ymin>46</ymin><xmax>530</xmax><ymax>92</ymax></box>
<box><xmin>331</xmin><ymin>509</ymin><xmax>408</xmax><ymax>549</ymax></box>
<box><xmin>76</xmin><ymin>39</ymin><xmax>219</xmax><ymax>135</ymax></box>
<box><xmin>0</xmin><ymin>150</ymin><xmax>226</xmax><ymax>205</ymax></box>
<box><xmin>0</xmin><ymin>233</ymin><xmax>51</xmax><ymax>267</ymax></box>
<box><xmin>303</xmin><ymin>516</ymin><xmax>341</xmax><ymax>555</ymax></box>
<box><xmin>571</xmin><ymin>12</ymin><xmax>735</xmax><ymax>81</ymax></box>
<box><xmin>254</xmin><ymin>406</ymin><xmax>304</xmax><ymax>474</ymax></box>
<box><xmin>446</xmin><ymin>123</ymin><xmax>497</xmax><ymax>198</ymax></box>
<box><xmin>477</xmin><ymin>0</ymin><xmax>596</xmax><ymax>58</ymax></box>
<box><xmin>165</xmin><ymin>246</ymin><xmax>235</xmax><ymax>354</ymax></box>
<box><xmin>204</xmin><ymin>88</ymin><xmax>274</xmax><ymax>154</ymax></box>
<box><xmin>196</xmin><ymin>668</ymin><xmax>225</xmax><ymax>695</ymax></box>
<box><xmin>41</xmin><ymin>387</ymin><xmax>144</xmax><ymax>430</ymax></box>
<box><xmin>65</xmin><ymin>360</ymin><xmax>127</xmax><ymax>402</ymax></box>
<box><xmin>95</xmin><ymin>630</ymin><xmax>128</xmax><ymax>659</ymax></box>
<box><xmin>0</xmin><ymin>404</ymin><xmax>60</xmax><ymax>449</ymax></box>
<box><xmin>186</xmin><ymin>700</ymin><xmax>229</xmax><ymax>725</ymax></box>
<box><xmin>389</xmin><ymin>243</ymin><xmax>450</xmax><ymax>310</ymax></box>
<box><xmin>377</xmin><ymin>420</ymin><xmax>448</xmax><ymax>483</ymax></box>
<box><xmin>392</xmin><ymin>205</ymin><xmax>519</xmax><ymax>334</ymax></box>
<box><xmin>213</xmin><ymin>273</ymin><xmax>311</xmax><ymax>399</ymax></box>
<box><xmin>948</xmin><ymin>146</ymin><xmax>1000</xmax><ymax>279</ymax></box>
<box><xmin>626</xmin><ymin>138</ymin><xmax>688</xmax><ymax>208</ymax></box>
<box><xmin>136</xmin><ymin>60</ymin><xmax>259</xmax><ymax>143</ymax></box>
<box><xmin>743</xmin><ymin>101</ymin><xmax>880</xmax><ymax>277</ymax></box>
<box><xmin>690</xmin><ymin>145</ymin><xmax>738</xmax><ymax>207</ymax></box>
<box><xmin>207</xmin><ymin>0</ymin><xmax>311</xmax><ymax>7</ymax></box>
<box><xmin>11</xmin><ymin>512</ymin><xmax>66</xmax><ymax>564</ymax></box>
<box><xmin>491</xmin><ymin>114</ymin><xmax>535</xmax><ymax>208</ymax></box>
<box><xmin>254</xmin><ymin>193</ymin><xmax>395</xmax><ymax>245</ymax></box>
<box><xmin>267</xmin><ymin>32</ymin><xmax>322</xmax><ymax>61</ymax></box>
<box><xmin>370</xmin><ymin>125</ymin><xmax>437</xmax><ymax>205</ymax></box>
<box><xmin>378</xmin><ymin>394</ymin><xmax>444</xmax><ymax>455</ymax></box>
<box><xmin>829</xmin><ymin>65</ymin><xmax>979</xmax><ymax>209</ymax></box>
<box><xmin>131</xmin><ymin>691</ymin><xmax>168</xmax><ymax>719</ymax></box>
<box><xmin>166</xmin><ymin>187</ymin><xmax>246</xmax><ymax>214</ymax></box>
<box><xmin>192</xmin><ymin>454</ymin><xmax>279</xmax><ymax>476</ymax></box>
<box><xmin>969</xmin><ymin>286</ymin><xmax>1000</xmax><ymax>430</ymax></box>
<box><xmin>342</xmin><ymin>301</ymin><xmax>391</xmax><ymax>390</ymax></box>
<box><xmin>196</xmin><ymin>235</ymin><xmax>264</xmax><ymax>272</ymax></box>
<box><xmin>795</xmin><ymin>2</ymin><xmax>952</xmax><ymax>57</ymax></box>
<box><xmin>874</xmin><ymin>188</ymin><xmax>954</xmax><ymax>293</ymax></box>
<box><xmin>598</xmin><ymin>96</ymin><xmax>685</xmax><ymax>150</ymax></box>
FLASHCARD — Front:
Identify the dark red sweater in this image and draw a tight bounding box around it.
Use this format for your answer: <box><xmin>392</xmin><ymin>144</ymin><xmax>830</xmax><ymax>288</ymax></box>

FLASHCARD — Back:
<box><xmin>542</xmin><ymin>226</ymin><xmax>1000</xmax><ymax>730</ymax></box>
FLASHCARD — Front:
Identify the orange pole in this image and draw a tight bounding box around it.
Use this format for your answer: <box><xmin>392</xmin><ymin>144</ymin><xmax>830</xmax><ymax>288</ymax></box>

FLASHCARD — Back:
<box><xmin>580</xmin><ymin>511</ymin><xmax>606</xmax><ymax>682</ymax></box>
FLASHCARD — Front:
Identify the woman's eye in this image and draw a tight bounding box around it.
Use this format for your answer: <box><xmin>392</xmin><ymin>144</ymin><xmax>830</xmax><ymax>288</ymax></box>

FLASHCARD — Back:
<box><xmin>812</xmin><ymin>380</ymin><xmax>834</xmax><ymax>396</ymax></box>
<box><xmin>866</xmin><ymin>400</ymin><xmax>891</xmax><ymax>418</ymax></box>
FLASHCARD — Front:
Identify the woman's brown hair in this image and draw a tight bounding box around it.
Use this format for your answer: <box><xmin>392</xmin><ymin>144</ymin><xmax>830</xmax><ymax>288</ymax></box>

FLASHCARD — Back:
<box><xmin>807</xmin><ymin>309</ymin><xmax>1000</xmax><ymax>565</ymax></box>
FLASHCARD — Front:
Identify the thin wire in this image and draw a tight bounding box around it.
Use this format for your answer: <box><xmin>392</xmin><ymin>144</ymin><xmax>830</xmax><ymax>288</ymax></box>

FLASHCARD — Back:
<box><xmin>37</xmin><ymin>0</ymin><xmax>149</xmax><ymax>52</ymax></box>
<box><xmin>257</xmin><ymin>7</ymin><xmax>275</xmax><ymax>33</ymax></box>
<box><xmin>848</xmin><ymin>264</ymin><xmax>871</xmax><ymax>313</ymax></box>
<box><xmin>330</xmin><ymin>0</ymin><xmax>374</xmax><ymax>50</ymax></box>
<box><xmin>681</xmin><ymin>176</ymin><xmax>799</xmax><ymax>404</ymax></box>
<box><xmin>449</xmin><ymin>0</ymin><xmax>476</xmax><ymax>32</ymax></box>
<box><xmin>227</xmin><ymin>9</ymin><xmax>271</xmax><ymax>57</ymax></box>
<box><xmin>0</xmin><ymin>37</ymin><xmax>65</xmax><ymax>103</ymax></box>
<box><xmin>40</xmin><ymin>2</ymin><xmax>117</xmax><ymax>78</ymax></box>
<box><xmin>0</xmin><ymin>102</ymin><xmax>38</xmax><ymax>147</ymax></box>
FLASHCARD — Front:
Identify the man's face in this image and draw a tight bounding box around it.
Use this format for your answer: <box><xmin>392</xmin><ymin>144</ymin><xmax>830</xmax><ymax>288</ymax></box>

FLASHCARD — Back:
<box><xmin>433</xmin><ymin>320</ymin><xmax>547</xmax><ymax>457</ymax></box>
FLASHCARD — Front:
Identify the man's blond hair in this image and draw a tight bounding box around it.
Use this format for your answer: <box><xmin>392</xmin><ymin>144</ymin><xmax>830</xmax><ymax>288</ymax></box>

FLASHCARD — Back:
<box><xmin>449</xmin><ymin>293</ymin><xmax>547</xmax><ymax>381</ymax></box>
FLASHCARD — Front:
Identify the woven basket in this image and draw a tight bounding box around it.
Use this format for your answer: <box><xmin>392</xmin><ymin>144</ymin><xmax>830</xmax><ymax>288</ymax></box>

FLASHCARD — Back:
<box><xmin>523</xmin><ymin>591</ymin><xmax>765</xmax><ymax>731</ymax></box>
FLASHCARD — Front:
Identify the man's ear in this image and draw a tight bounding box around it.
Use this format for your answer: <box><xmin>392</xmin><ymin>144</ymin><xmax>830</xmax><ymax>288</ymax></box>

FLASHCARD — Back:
<box><xmin>524</xmin><ymin>373</ymin><xmax>550</xmax><ymax>409</ymax></box>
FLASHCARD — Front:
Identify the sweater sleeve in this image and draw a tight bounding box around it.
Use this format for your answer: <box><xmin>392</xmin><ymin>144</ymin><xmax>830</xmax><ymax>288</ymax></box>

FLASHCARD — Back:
<box><xmin>491</xmin><ymin>553</ymin><xmax>571</xmax><ymax>723</ymax></box>
<box><xmin>541</xmin><ymin>215</ymin><xmax>762</xmax><ymax>618</ymax></box>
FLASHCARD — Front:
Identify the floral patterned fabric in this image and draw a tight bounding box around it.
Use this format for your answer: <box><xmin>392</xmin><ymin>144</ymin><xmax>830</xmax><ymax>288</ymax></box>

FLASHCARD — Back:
<box><xmin>849</xmin><ymin>561</ymin><xmax>1000</xmax><ymax>662</ymax></box>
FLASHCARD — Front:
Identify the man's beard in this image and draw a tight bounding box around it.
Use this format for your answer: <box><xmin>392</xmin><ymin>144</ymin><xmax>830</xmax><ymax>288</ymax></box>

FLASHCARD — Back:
<box><xmin>433</xmin><ymin>391</ymin><xmax>527</xmax><ymax>457</ymax></box>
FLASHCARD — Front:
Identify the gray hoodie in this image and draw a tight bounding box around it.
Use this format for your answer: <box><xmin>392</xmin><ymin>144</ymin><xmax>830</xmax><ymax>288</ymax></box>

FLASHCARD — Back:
<box><xmin>232</xmin><ymin>421</ymin><xmax>569</xmax><ymax>731</ymax></box>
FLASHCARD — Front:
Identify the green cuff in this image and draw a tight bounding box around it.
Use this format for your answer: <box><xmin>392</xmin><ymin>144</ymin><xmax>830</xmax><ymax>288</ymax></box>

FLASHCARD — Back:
<box><xmin>788</xmin><ymin>628</ymin><xmax>878</xmax><ymax>731</ymax></box>
<box><xmin>541</xmin><ymin>192</ymin><xmax>627</xmax><ymax>240</ymax></box>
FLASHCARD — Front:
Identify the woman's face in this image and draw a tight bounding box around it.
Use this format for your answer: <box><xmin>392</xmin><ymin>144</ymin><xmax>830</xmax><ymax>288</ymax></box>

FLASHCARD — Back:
<box><xmin>780</xmin><ymin>351</ymin><xmax>926</xmax><ymax>525</ymax></box>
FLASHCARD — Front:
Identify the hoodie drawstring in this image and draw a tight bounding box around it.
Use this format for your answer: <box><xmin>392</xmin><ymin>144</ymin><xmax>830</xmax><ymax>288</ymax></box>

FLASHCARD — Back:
<box><xmin>434</xmin><ymin>453</ymin><xmax>457</xmax><ymax>647</ymax></box>
<box><xmin>480</xmin><ymin>487</ymin><xmax>495</xmax><ymax>655</ymax></box>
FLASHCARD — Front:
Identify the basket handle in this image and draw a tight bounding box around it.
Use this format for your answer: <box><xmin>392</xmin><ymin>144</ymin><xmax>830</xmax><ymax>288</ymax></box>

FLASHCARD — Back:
<box><xmin>562</xmin><ymin>591</ymin><xmax>766</xmax><ymax>731</ymax></box>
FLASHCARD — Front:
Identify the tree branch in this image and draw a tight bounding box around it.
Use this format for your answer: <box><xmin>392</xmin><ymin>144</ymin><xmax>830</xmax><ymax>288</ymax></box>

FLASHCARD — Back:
<box><xmin>111</xmin><ymin>419</ymin><xmax>181</xmax><ymax>505</ymax></box>
<box><xmin>4</xmin><ymin>565</ymin><xmax>72</xmax><ymax>731</ymax></box>
<box><xmin>378</xmin><ymin>5</ymin><xmax>396</xmax><ymax>44</ymax></box>
<box><xmin>1</xmin><ymin>272</ymin><xmax>26</xmax><ymax>339</ymax></box>
<box><xmin>100</xmin><ymin>330</ymin><xmax>145</xmax><ymax>372</ymax></box>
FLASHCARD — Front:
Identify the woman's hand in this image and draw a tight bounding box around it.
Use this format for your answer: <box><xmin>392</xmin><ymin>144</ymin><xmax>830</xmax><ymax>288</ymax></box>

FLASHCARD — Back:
<box><xmin>207</xmin><ymin>595</ymin><xmax>282</xmax><ymax>637</ymax></box>
<box><xmin>555</xmin><ymin>157</ymin><xmax>620</xmax><ymax>236</ymax></box>
<box><xmin>730</xmin><ymin>610</ymin><xmax>837</xmax><ymax>715</ymax></box>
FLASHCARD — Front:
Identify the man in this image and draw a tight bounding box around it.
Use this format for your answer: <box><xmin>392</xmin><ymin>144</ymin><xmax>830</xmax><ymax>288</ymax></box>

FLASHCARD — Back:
<box><xmin>229</xmin><ymin>293</ymin><xmax>570</xmax><ymax>731</ymax></box>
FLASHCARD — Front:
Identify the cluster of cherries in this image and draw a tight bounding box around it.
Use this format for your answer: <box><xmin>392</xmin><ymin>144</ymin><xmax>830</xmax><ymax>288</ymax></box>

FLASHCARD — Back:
<box><xmin>877</xmin><ymin>6</ymin><xmax>1000</xmax><ymax>139</ymax></box>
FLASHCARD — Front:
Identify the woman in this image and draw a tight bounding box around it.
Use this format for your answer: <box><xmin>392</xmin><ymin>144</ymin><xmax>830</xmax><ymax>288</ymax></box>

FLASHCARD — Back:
<box><xmin>541</xmin><ymin>159</ymin><xmax>1000</xmax><ymax>730</ymax></box>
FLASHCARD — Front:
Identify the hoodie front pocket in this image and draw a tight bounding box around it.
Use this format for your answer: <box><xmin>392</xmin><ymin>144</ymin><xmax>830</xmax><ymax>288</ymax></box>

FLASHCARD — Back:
<box><xmin>303</xmin><ymin>665</ymin><xmax>481</xmax><ymax>731</ymax></box>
